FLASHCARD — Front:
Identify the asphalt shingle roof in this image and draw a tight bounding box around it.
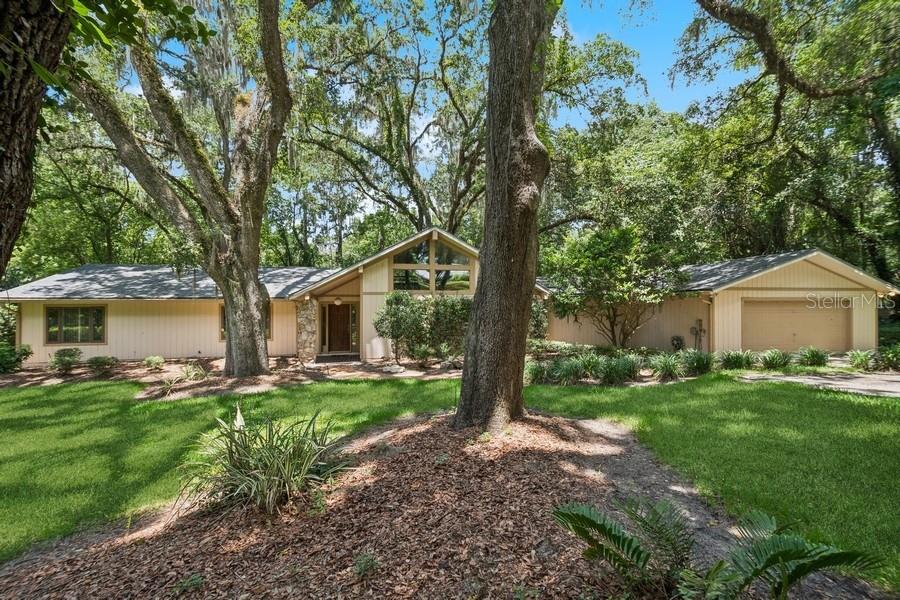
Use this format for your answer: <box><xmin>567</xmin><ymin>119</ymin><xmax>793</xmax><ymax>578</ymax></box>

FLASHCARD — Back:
<box><xmin>679</xmin><ymin>249</ymin><xmax>816</xmax><ymax>291</ymax></box>
<box><xmin>0</xmin><ymin>264</ymin><xmax>336</xmax><ymax>300</ymax></box>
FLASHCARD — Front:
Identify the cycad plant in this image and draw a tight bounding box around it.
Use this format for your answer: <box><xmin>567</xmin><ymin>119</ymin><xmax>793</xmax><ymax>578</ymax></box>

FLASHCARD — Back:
<box><xmin>181</xmin><ymin>409</ymin><xmax>345</xmax><ymax>514</ymax></box>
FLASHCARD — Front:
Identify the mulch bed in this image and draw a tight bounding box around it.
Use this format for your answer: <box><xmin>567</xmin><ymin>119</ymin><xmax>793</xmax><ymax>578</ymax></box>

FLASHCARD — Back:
<box><xmin>0</xmin><ymin>414</ymin><xmax>889</xmax><ymax>599</ymax></box>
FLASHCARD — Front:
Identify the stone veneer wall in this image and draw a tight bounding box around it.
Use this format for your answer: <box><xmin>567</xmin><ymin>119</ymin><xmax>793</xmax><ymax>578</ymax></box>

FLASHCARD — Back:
<box><xmin>296</xmin><ymin>299</ymin><xmax>318</xmax><ymax>362</ymax></box>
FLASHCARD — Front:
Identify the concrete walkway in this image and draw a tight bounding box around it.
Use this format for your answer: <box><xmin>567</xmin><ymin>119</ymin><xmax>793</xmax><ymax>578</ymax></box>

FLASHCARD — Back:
<box><xmin>741</xmin><ymin>371</ymin><xmax>900</xmax><ymax>397</ymax></box>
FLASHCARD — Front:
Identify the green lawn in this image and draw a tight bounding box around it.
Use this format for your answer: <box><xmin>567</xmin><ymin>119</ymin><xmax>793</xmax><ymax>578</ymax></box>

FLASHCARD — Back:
<box><xmin>1</xmin><ymin>375</ymin><xmax>898</xmax><ymax>590</ymax></box>
<box><xmin>0</xmin><ymin>379</ymin><xmax>458</xmax><ymax>562</ymax></box>
<box><xmin>526</xmin><ymin>374</ymin><xmax>900</xmax><ymax>589</ymax></box>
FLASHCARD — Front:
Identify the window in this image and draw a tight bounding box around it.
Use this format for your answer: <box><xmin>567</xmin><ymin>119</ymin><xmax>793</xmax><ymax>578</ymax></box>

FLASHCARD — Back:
<box><xmin>45</xmin><ymin>306</ymin><xmax>105</xmax><ymax>344</ymax></box>
<box><xmin>435</xmin><ymin>270</ymin><xmax>471</xmax><ymax>291</ymax></box>
<box><xmin>220</xmin><ymin>303</ymin><xmax>272</xmax><ymax>341</ymax></box>
<box><xmin>435</xmin><ymin>242</ymin><xmax>470</xmax><ymax>265</ymax></box>
<box><xmin>393</xmin><ymin>269</ymin><xmax>430</xmax><ymax>290</ymax></box>
<box><xmin>392</xmin><ymin>241</ymin><xmax>430</xmax><ymax>264</ymax></box>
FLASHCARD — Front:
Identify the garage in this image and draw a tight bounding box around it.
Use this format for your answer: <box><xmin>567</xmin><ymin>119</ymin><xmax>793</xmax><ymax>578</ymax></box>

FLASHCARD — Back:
<box><xmin>741</xmin><ymin>300</ymin><xmax>851</xmax><ymax>352</ymax></box>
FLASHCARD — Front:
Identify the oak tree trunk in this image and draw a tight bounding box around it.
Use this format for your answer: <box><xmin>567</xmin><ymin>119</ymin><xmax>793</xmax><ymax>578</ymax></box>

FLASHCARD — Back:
<box><xmin>212</xmin><ymin>258</ymin><xmax>270</xmax><ymax>377</ymax></box>
<box><xmin>0</xmin><ymin>0</ymin><xmax>71</xmax><ymax>277</ymax></box>
<box><xmin>454</xmin><ymin>0</ymin><xmax>557</xmax><ymax>431</ymax></box>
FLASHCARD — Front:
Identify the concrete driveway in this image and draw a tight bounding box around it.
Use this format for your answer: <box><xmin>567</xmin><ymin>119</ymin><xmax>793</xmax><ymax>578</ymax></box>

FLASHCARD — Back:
<box><xmin>741</xmin><ymin>372</ymin><xmax>900</xmax><ymax>397</ymax></box>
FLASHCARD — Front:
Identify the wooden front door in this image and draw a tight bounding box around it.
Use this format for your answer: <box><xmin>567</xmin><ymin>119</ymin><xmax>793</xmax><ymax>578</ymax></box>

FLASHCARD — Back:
<box><xmin>327</xmin><ymin>304</ymin><xmax>352</xmax><ymax>352</ymax></box>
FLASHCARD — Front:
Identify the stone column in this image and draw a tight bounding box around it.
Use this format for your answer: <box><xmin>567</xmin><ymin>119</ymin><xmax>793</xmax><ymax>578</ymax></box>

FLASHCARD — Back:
<box><xmin>296</xmin><ymin>299</ymin><xmax>318</xmax><ymax>362</ymax></box>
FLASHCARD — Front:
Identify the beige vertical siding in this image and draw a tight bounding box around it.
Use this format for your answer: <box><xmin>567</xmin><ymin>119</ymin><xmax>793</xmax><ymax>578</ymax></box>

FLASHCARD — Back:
<box><xmin>360</xmin><ymin>257</ymin><xmax>391</xmax><ymax>360</ymax></box>
<box><xmin>20</xmin><ymin>298</ymin><xmax>297</xmax><ymax>364</ymax></box>
<box><xmin>547</xmin><ymin>296</ymin><xmax>710</xmax><ymax>351</ymax></box>
<box><xmin>735</xmin><ymin>260</ymin><xmax>865</xmax><ymax>289</ymax></box>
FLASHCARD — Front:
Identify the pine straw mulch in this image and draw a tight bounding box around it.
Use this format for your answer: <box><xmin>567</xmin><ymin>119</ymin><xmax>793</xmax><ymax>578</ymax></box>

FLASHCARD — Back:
<box><xmin>0</xmin><ymin>414</ymin><xmax>889</xmax><ymax>600</ymax></box>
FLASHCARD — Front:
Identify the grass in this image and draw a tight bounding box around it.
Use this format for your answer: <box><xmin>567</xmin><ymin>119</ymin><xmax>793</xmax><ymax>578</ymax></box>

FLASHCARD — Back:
<box><xmin>1</xmin><ymin>375</ymin><xmax>898</xmax><ymax>590</ymax></box>
<box><xmin>0</xmin><ymin>379</ymin><xmax>458</xmax><ymax>561</ymax></box>
<box><xmin>526</xmin><ymin>374</ymin><xmax>900</xmax><ymax>589</ymax></box>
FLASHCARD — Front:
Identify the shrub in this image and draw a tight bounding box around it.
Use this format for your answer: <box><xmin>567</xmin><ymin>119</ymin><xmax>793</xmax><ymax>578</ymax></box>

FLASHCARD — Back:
<box><xmin>182</xmin><ymin>410</ymin><xmax>344</xmax><ymax>514</ymax></box>
<box><xmin>373</xmin><ymin>291</ymin><xmax>430</xmax><ymax>361</ymax></box>
<box><xmin>618</xmin><ymin>354</ymin><xmax>643</xmax><ymax>380</ymax></box>
<box><xmin>575</xmin><ymin>352</ymin><xmax>604</xmax><ymax>380</ymax></box>
<box><xmin>796</xmin><ymin>346</ymin><xmax>829</xmax><ymax>367</ymax></box>
<box><xmin>555</xmin><ymin>497</ymin><xmax>880</xmax><ymax>600</ymax></box>
<box><xmin>847</xmin><ymin>349</ymin><xmax>875</xmax><ymax>371</ymax></box>
<box><xmin>650</xmin><ymin>353</ymin><xmax>683</xmax><ymax>382</ymax></box>
<box><xmin>529</xmin><ymin>298</ymin><xmax>549</xmax><ymax>339</ymax></box>
<box><xmin>680</xmin><ymin>349</ymin><xmax>714</xmax><ymax>376</ymax></box>
<box><xmin>875</xmin><ymin>343</ymin><xmax>900</xmax><ymax>371</ymax></box>
<box><xmin>718</xmin><ymin>349</ymin><xmax>756</xmax><ymax>370</ymax></box>
<box><xmin>86</xmin><ymin>355</ymin><xmax>118</xmax><ymax>376</ymax></box>
<box><xmin>49</xmin><ymin>348</ymin><xmax>83</xmax><ymax>374</ymax></box>
<box><xmin>759</xmin><ymin>348</ymin><xmax>792</xmax><ymax>370</ymax></box>
<box><xmin>550</xmin><ymin>357</ymin><xmax>585</xmax><ymax>386</ymax></box>
<box><xmin>599</xmin><ymin>356</ymin><xmax>634</xmax><ymax>385</ymax></box>
<box><xmin>0</xmin><ymin>342</ymin><xmax>32</xmax><ymax>373</ymax></box>
<box><xmin>428</xmin><ymin>295</ymin><xmax>472</xmax><ymax>359</ymax></box>
<box><xmin>143</xmin><ymin>355</ymin><xmax>165</xmax><ymax>371</ymax></box>
<box><xmin>181</xmin><ymin>361</ymin><xmax>209</xmax><ymax>381</ymax></box>
<box><xmin>524</xmin><ymin>360</ymin><xmax>549</xmax><ymax>385</ymax></box>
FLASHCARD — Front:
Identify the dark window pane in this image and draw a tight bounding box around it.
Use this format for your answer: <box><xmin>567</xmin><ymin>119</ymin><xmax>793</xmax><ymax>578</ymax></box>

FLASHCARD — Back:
<box><xmin>46</xmin><ymin>308</ymin><xmax>60</xmax><ymax>343</ymax></box>
<box><xmin>63</xmin><ymin>308</ymin><xmax>79</xmax><ymax>343</ymax></box>
<box><xmin>435</xmin><ymin>270</ymin><xmax>471</xmax><ymax>291</ymax></box>
<box><xmin>393</xmin><ymin>241</ymin><xmax>429</xmax><ymax>264</ymax></box>
<box><xmin>393</xmin><ymin>269</ymin><xmax>430</xmax><ymax>290</ymax></box>
<box><xmin>91</xmin><ymin>308</ymin><xmax>105</xmax><ymax>342</ymax></box>
<box><xmin>435</xmin><ymin>242</ymin><xmax>469</xmax><ymax>265</ymax></box>
<box><xmin>350</xmin><ymin>304</ymin><xmax>359</xmax><ymax>351</ymax></box>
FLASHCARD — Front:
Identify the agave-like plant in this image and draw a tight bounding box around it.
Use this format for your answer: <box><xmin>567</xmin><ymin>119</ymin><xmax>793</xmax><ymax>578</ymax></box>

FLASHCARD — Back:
<box><xmin>181</xmin><ymin>409</ymin><xmax>345</xmax><ymax>514</ymax></box>
<box><xmin>678</xmin><ymin>512</ymin><xmax>881</xmax><ymax>600</ymax></box>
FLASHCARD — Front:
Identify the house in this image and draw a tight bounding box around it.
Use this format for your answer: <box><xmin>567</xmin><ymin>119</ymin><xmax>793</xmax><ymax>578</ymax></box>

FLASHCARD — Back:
<box><xmin>4</xmin><ymin>227</ymin><xmax>549</xmax><ymax>365</ymax></box>
<box><xmin>4</xmin><ymin>230</ymin><xmax>896</xmax><ymax>365</ymax></box>
<box><xmin>548</xmin><ymin>249</ymin><xmax>898</xmax><ymax>353</ymax></box>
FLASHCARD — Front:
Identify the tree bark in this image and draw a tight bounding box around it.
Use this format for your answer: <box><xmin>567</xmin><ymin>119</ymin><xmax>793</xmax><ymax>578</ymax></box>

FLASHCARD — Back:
<box><xmin>0</xmin><ymin>0</ymin><xmax>71</xmax><ymax>278</ymax></box>
<box><xmin>454</xmin><ymin>0</ymin><xmax>557</xmax><ymax>431</ymax></box>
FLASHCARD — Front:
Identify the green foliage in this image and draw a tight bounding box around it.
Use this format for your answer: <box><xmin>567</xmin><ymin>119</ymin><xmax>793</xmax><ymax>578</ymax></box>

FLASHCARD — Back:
<box><xmin>524</xmin><ymin>360</ymin><xmax>550</xmax><ymax>385</ymax></box>
<box><xmin>876</xmin><ymin>343</ymin><xmax>900</xmax><ymax>371</ymax></box>
<box><xmin>759</xmin><ymin>349</ymin><xmax>792</xmax><ymax>370</ymax></box>
<box><xmin>545</xmin><ymin>227</ymin><xmax>684</xmax><ymax>347</ymax></box>
<box><xmin>550</xmin><ymin>357</ymin><xmax>586</xmax><ymax>386</ymax></box>
<box><xmin>556</xmin><ymin>497</ymin><xmax>879</xmax><ymax>600</ymax></box>
<box><xmin>143</xmin><ymin>355</ymin><xmax>165</xmax><ymax>371</ymax></box>
<box><xmin>575</xmin><ymin>352</ymin><xmax>604</xmax><ymax>380</ymax></box>
<box><xmin>718</xmin><ymin>350</ymin><xmax>757</xmax><ymax>370</ymax></box>
<box><xmin>529</xmin><ymin>299</ymin><xmax>549</xmax><ymax>340</ymax></box>
<box><xmin>0</xmin><ymin>343</ymin><xmax>32</xmax><ymax>374</ymax></box>
<box><xmin>373</xmin><ymin>292</ymin><xmax>472</xmax><ymax>362</ymax></box>
<box><xmin>373</xmin><ymin>292</ymin><xmax>429</xmax><ymax>362</ymax></box>
<box><xmin>680</xmin><ymin>349</ymin><xmax>714</xmax><ymax>376</ymax></box>
<box><xmin>49</xmin><ymin>348</ymin><xmax>83</xmax><ymax>374</ymax></box>
<box><xmin>173</xmin><ymin>573</ymin><xmax>204</xmax><ymax>594</ymax></box>
<box><xmin>650</xmin><ymin>353</ymin><xmax>683</xmax><ymax>382</ymax></box>
<box><xmin>86</xmin><ymin>355</ymin><xmax>118</xmax><ymax>376</ymax></box>
<box><xmin>0</xmin><ymin>305</ymin><xmax>16</xmax><ymax>345</ymax></box>
<box><xmin>847</xmin><ymin>349</ymin><xmax>875</xmax><ymax>372</ymax></box>
<box><xmin>599</xmin><ymin>355</ymin><xmax>635</xmax><ymax>385</ymax></box>
<box><xmin>796</xmin><ymin>346</ymin><xmax>829</xmax><ymax>367</ymax></box>
<box><xmin>181</xmin><ymin>361</ymin><xmax>209</xmax><ymax>381</ymax></box>
<box><xmin>428</xmin><ymin>295</ymin><xmax>472</xmax><ymax>360</ymax></box>
<box><xmin>181</xmin><ymin>410</ymin><xmax>345</xmax><ymax>514</ymax></box>
<box><xmin>353</xmin><ymin>552</ymin><xmax>380</xmax><ymax>578</ymax></box>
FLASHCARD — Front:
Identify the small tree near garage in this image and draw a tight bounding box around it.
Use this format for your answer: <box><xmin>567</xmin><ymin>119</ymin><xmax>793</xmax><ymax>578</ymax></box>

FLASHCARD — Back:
<box><xmin>545</xmin><ymin>227</ymin><xmax>682</xmax><ymax>347</ymax></box>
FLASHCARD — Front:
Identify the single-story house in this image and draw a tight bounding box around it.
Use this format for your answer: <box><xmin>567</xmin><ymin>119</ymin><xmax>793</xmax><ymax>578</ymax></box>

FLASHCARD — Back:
<box><xmin>3</xmin><ymin>228</ymin><xmax>529</xmax><ymax>365</ymax></box>
<box><xmin>548</xmin><ymin>249</ymin><xmax>898</xmax><ymax>353</ymax></box>
<box><xmin>3</xmin><ymin>228</ymin><xmax>896</xmax><ymax>365</ymax></box>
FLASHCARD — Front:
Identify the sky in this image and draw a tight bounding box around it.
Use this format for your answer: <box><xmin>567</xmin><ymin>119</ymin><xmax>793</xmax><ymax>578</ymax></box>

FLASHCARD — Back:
<box><xmin>555</xmin><ymin>0</ymin><xmax>749</xmax><ymax>125</ymax></box>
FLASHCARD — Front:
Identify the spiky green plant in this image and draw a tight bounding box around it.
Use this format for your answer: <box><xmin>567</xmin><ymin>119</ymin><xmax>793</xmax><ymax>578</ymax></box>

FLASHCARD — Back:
<box><xmin>650</xmin><ymin>353</ymin><xmax>683</xmax><ymax>382</ymax></box>
<box><xmin>795</xmin><ymin>346</ymin><xmax>829</xmax><ymax>367</ymax></box>
<box><xmin>718</xmin><ymin>350</ymin><xmax>757</xmax><ymax>370</ymax></box>
<box><xmin>599</xmin><ymin>356</ymin><xmax>636</xmax><ymax>385</ymax></box>
<box><xmin>181</xmin><ymin>410</ymin><xmax>345</xmax><ymax>514</ymax></box>
<box><xmin>759</xmin><ymin>349</ymin><xmax>792</xmax><ymax>370</ymax></box>
<box><xmin>847</xmin><ymin>349</ymin><xmax>875</xmax><ymax>371</ymax></box>
<box><xmin>680</xmin><ymin>349</ymin><xmax>715</xmax><ymax>376</ymax></box>
<box><xmin>876</xmin><ymin>343</ymin><xmax>900</xmax><ymax>371</ymax></box>
<box><xmin>619</xmin><ymin>354</ymin><xmax>644</xmax><ymax>380</ymax></box>
<box><xmin>576</xmin><ymin>352</ymin><xmax>604</xmax><ymax>380</ymax></box>
<box><xmin>550</xmin><ymin>357</ymin><xmax>585</xmax><ymax>385</ymax></box>
<box><xmin>524</xmin><ymin>360</ymin><xmax>549</xmax><ymax>385</ymax></box>
<box><xmin>678</xmin><ymin>512</ymin><xmax>881</xmax><ymax>600</ymax></box>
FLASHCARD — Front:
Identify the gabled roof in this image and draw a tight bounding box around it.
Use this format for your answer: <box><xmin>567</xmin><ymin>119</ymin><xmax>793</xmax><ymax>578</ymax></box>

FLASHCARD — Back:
<box><xmin>1</xmin><ymin>264</ymin><xmax>335</xmax><ymax>301</ymax></box>
<box><xmin>680</xmin><ymin>248</ymin><xmax>897</xmax><ymax>294</ymax></box>
<box><xmin>289</xmin><ymin>226</ymin><xmax>552</xmax><ymax>298</ymax></box>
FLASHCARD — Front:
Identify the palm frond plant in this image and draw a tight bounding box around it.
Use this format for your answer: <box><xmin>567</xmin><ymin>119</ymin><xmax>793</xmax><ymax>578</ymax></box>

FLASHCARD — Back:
<box><xmin>181</xmin><ymin>409</ymin><xmax>345</xmax><ymax>514</ymax></box>
<box><xmin>796</xmin><ymin>346</ymin><xmax>829</xmax><ymax>367</ymax></box>
<box><xmin>759</xmin><ymin>349</ymin><xmax>792</xmax><ymax>370</ymax></box>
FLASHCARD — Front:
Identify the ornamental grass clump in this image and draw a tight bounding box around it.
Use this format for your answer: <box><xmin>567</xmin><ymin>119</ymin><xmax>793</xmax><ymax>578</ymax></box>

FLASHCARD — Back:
<box><xmin>759</xmin><ymin>349</ymin><xmax>792</xmax><ymax>370</ymax></box>
<box><xmin>718</xmin><ymin>349</ymin><xmax>757</xmax><ymax>370</ymax></box>
<box><xmin>796</xmin><ymin>346</ymin><xmax>829</xmax><ymax>367</ymax></box>
<box><xmin>679</xmin><ymin>349</ymin><xmax>714</xmax><ymax>376</ymax></box>
<box><xmin>181</xmin><ymin>409</ymin><xmax>345</xmax><ymax>514</ymax></box>
<box><xmin>847</xmin><ymin>349</ymin><xmax>875</xmax><ymax>371</ymax></box>
<box><xmin>550</xmin><ymin>357</ymin><xmax>586</xmax><ymax>386</ymax></box>
<box><xmin>524</xmin><ymin>360</ymin><xmax>550</xmax><ymax>385</ymax></box>
<box><xmin>650</xmin><ymin>353</ymin><xmax>683</xmax><ymax>382</ymax></box>
<box><xmin>875</xmin><ymin>343</ymin><xmax>900</xmax><ymax>371</ymax></box>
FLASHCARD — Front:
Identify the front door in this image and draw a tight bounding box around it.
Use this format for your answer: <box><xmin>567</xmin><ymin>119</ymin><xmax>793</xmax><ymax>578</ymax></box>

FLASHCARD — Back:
<box><xmin>327</xmin><ymin>304</ymin><xmax>352</xmax><ymax>352</ymax></box>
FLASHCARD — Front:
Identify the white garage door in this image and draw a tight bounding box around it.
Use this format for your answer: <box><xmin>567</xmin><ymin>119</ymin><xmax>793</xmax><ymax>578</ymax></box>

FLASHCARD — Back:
<box><xmin>741</xmin><ymin>300</ymin><xmax>851</xmax><ymax>352</ymax></box>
